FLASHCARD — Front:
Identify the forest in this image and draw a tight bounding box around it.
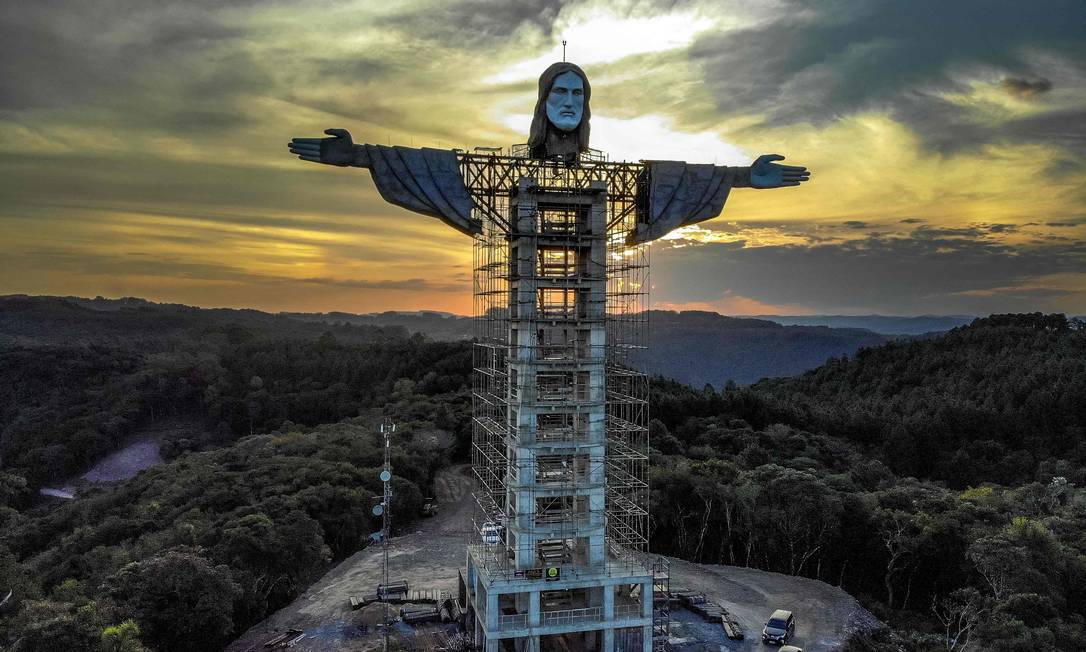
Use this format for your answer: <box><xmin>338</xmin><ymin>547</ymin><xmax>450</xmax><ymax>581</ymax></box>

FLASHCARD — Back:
<box><xmin>1</xmin><ymin>298</ymin><xmax>1084</xmax><ymax>651</ymax></box>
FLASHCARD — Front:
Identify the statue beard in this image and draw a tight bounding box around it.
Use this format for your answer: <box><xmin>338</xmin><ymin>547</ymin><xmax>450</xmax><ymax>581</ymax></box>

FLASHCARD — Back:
<box><xmin>544</xmin><ymin>123</ymin><xmax>581</xmax><ymax>162</ymax></box>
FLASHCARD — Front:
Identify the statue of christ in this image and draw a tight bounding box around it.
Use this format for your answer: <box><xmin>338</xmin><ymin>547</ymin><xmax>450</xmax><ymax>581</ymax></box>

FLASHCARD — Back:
<box><xmin>288</xmin><ymin>62</ymin><xmax>810</xmax><ymax>243</ymax></box>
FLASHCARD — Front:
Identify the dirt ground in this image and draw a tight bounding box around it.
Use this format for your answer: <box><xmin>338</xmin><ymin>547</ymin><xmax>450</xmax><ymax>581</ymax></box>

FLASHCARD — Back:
<box><xmin>228</xmin><ymin>465</ymin><xmax>876</xmax><ymax>651</ymax></box>
<box><xmin>665</xmin><ymin>558</ymin><xmax>878</xmax><ymax>651</ymax></box>
<box><xmin>227</xmin><ymin>465</ymin><xmax>476</xmax><ymax>652</ymax></box>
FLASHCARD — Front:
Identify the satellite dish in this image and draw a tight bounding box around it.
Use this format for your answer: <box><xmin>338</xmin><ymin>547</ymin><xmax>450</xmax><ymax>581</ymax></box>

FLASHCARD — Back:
<box><xmin>372</xmin><ymin>504</ymin><xmax>384</xmax><ymax>516</ymax></box>
<box><xmin>380</xmin><ymin>470</ymin><xmax>392</xmax><ymax>482</ymax></box>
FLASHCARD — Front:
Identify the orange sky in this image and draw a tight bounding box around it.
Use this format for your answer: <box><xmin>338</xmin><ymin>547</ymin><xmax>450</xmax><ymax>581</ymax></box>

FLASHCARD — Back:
<box><xmin>1</xmin><ymin>1</ymin><xmax>1083</xmax><ymax>316</ymax></box>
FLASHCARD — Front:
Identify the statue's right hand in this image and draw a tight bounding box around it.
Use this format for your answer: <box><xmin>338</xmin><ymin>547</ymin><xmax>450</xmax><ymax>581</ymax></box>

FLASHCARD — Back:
<box><xmin>288</xmin><ymin>128</ymin><xmax>355</xmax><ymax>166</ymax></box>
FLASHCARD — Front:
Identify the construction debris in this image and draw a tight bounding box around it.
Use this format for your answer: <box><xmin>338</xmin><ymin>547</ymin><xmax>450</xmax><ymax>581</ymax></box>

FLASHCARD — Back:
<box><xmin>377</xmin><ymin>580</ymin><xmax>409</xmax><ymax>600</ymax></box>
<box><xmin>262</xmin><ymin>628</ymin><xmax>303</xmax><ymax>649</ymax></box>
<box><xmin>284</xmin><ymin>632</ymin><xmax>306</xmax><ymax>648</ymax></box>
<box><xmin>401</xmin><ymin>603</ymin><xmax>442</xmax><ymax>624</ymax></box>
<box><xmin>439</xmin><ymin>597</ymin><xmax>463</xmax><ymax>623</ymax></box>
<box><xmin>349</xmin><ymin>595</ymin><xmax>377</xmax><ymax>610</ymax></box>
<box><xmin>719</xmin><ymin>606</ymin><xmax>744</xmax><ymax>640</ymax></box>
<box><xmin>665</xmin><ymin>587</ymin><xmax>745</xmax><ymax>640</ymax></box>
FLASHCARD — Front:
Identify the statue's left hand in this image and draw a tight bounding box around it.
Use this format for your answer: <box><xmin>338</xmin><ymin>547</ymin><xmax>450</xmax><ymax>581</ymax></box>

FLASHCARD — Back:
<box><xmin>750</xmin><ymin>154</ymin><xmax>810</xmax><ymax>188</ymax></box>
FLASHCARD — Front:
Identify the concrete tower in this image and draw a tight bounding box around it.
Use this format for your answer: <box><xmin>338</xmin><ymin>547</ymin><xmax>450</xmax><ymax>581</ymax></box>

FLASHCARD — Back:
<box><xmin>464</xmin><ymin>154</ymin><xmax>657</xmax><ymax>652</ymax></box>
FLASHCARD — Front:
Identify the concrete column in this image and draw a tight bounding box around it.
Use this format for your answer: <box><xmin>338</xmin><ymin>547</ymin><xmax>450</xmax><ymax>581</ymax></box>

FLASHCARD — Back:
<box><xmin>641</xmin><ymin>624</ymin><xmax>652</xmax><ymax>652</ymax></box>
<box><xmin>486</xmin><ymin>589</ymin><xmax>499</xmax><ymax>633</ymax></box>
<box><xmin>603</xmin><ymin>584</ymin><xmax>615</xmax><ymax>620</ymax></box>
<box><xmin>529</xmin><ymin>590</ymin><xmax>541</xmax><ymax>627</ymax></box>
<box><xmin>603</xmin><ymin>628</ymin><xmax>614</xmax><ymax>651</ymax></box>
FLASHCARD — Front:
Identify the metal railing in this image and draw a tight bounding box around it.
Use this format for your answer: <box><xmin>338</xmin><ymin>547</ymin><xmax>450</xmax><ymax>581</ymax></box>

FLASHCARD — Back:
<box><xmin>495</xmin><ymin>603</ymin><xmax>646</xmax><ymax>632</ymax></box>
<box><xmin>543</xmin><ymin>606</ymin><xmax>602</xmax><ymax>627</ymax></box>
<box><xmin>499</xmin><ymin>613</ymin><xmax>530</xmax><ymax>630</ymax></box>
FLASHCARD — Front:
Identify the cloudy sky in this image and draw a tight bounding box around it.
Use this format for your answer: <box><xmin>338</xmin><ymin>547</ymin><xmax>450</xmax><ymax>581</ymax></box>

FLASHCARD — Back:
<box><xmin>2</xmin><ymin>0</ymin><xmax>1084</xmax><ymax>316</ymax></box>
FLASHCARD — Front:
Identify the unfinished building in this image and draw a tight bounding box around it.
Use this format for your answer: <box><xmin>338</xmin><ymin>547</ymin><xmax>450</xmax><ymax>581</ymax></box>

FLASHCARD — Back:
<box><xmin>463</xmin><ymin>150</ymin><xmax>668</xmax><ymax>651</ymax></box>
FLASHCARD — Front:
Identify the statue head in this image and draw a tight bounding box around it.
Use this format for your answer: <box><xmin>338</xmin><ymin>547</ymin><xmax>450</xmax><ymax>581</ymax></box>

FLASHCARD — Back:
<box><xmin>528</xmin><ymin>62</ymin><xmax>591</xmax><ymax>159</ymax></box>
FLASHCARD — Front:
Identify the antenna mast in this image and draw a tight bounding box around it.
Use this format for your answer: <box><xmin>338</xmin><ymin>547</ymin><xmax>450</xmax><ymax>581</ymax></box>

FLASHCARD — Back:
<box><xmin>562</xmin><ymin>39</ymin><xmax>567</xmax><ymax>61</ymax></box>
<box><xmin>378</xmin><ymin>417</ymin><xmax>395</xmax><ymax>652</ymax></box>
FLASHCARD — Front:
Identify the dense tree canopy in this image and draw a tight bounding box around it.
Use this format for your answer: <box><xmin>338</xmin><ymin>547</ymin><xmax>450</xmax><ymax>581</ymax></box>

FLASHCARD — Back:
<box><xmin>1</xmin><ymin>300</ymin><xmax>1083</xmax><ymax>650</ymax></box>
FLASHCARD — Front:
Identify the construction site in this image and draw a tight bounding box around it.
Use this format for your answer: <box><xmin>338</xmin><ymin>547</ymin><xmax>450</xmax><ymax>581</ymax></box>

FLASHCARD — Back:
<box><xmin>226</xmin><ymin>463</ymin><xmax>876</xmax><ymax>652</ymax></box>
<box><xmin>227</xmin><ymin>146</ymin><xmax>874</xmax><ymax>652</ymax></box>
<box><xmin>464</xmin><ymin>149</ymin><xmax>659</xmax><ymax>651</ymax></box>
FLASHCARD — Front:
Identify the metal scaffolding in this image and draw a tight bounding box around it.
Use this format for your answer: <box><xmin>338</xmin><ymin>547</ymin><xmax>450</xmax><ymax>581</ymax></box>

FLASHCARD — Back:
<box><xmin>467</xmin><ymin>148</ymin><xmax>650</xmax><ymax>578</ymax></box>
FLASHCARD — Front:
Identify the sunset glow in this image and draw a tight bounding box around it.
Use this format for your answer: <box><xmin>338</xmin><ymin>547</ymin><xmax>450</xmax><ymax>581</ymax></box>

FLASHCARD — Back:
<box><xmin>2</xmin><ymin>1</ymin><xmax>1083</xmax><ymax>315</ymax></box>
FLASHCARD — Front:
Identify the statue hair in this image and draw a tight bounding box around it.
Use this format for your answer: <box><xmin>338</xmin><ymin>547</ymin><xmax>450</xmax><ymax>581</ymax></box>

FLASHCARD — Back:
<box><xmin>528</xmin><ymin>62</ymin><xmax>591</xmax><ymax>158</ymax></box>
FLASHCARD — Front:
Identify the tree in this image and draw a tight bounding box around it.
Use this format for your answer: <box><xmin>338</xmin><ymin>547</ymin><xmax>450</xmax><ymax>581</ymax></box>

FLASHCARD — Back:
<box><xmin>11</xmin><ymin>599</ymin><xmax>104</xmax><ymax>652</ymax></box>
<box><xmin>105</xmin><ymin>550</ymin><xmax>241</xmax><ymax>652</ymax></box>
<box><xmin>931</xmin><ymin>588</ymin><xmax>988</xmax><ymax>652</ymax></box>
<box><xmin>878</xmin><ymin>510</ymin><xmax>924</xmax><ymax>609</ymax></box>
<box><xmin>0</xmin><ymin>472</ymin><xmax>28</xmax><ymax>508</ymax></box>
<box><xmin>100</xmin><ymin>620</ymin><xmax>149</xmax><ymax>652</ymax></box>
<box><xmin>967</xmin><ymin>536</ymin><xmax>1027</xmax><ymax>600</ymax></box>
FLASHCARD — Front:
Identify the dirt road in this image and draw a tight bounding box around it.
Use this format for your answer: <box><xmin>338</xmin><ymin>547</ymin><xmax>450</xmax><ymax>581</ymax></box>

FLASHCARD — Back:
<box><xmin>228</xmin><ymin>465</ymin><xmax>875</xmax><ymax>651</ymax></box>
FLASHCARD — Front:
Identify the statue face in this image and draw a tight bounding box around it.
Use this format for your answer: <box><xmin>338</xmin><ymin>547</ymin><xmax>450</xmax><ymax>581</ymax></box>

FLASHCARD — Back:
<box><xmin>545</xmin><ymin>71</ymin><xmax>584</xmax><ymax>132</ymax></box>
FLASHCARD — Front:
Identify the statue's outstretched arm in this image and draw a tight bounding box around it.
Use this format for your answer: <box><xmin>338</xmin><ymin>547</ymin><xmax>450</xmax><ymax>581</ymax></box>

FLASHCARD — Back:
<box><xmin>288</xmin><ymin>128</ymin><xmax>370</xmax><ymax>168</ymax></box>
<box><xmin>287</xmin><ymin>128</ymin><xmax>480</xmax><ymax>236</ymax></box>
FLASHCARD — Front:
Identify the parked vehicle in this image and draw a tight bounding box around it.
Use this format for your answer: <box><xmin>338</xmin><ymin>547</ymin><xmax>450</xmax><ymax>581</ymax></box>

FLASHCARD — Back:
<box><xmin>761</xmin><ymin>609</ymin><xmax>796</xmax><ymax>644</ymax></box>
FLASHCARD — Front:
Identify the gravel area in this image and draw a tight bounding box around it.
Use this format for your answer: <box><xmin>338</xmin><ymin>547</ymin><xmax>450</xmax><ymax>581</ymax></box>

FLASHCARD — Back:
<box><xmin>665</xmin><ymin>557</ymin><xmax>878</xmax><ymax>651</ymax></box>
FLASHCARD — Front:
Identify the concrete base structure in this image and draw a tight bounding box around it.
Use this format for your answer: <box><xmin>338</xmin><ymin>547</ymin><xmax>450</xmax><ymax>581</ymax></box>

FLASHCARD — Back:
<box><xmin>464</xmin><ymin>552</ymin><xmax>652</xmax><ymax>651</ymax></box>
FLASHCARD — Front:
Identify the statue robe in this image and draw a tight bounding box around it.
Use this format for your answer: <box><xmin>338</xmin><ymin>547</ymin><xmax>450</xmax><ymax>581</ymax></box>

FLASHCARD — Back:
<box><xmin>363</xmin><ymin>145</ymin><xmax>740</xmax><ymax>243</ymax></box>
<box><xmin>364</xmin><ymin>145</ymin><xmax>481</xmax><ymax>236</ymax></box>
<box><xmin>627</xmin><ymin>160</ymin><xmax>743</xmax><ymax>245</ymax></box>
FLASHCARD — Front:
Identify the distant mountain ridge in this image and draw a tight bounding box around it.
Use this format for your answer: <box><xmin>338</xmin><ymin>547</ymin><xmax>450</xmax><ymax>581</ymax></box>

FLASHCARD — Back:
<box><xmin>282</xmin><ymin>309</ymin><xmax>473</xmax><ymax>341</ymax></box>
<box><xmin>752</xmin><ymin>314</ymin><xmax>976</xmax><ymax>335</ymax></box>
<box><xmin>637</xmin><ymin>310</ymin><xmax>889</xmax><ymax>386</ymax></box>
<box><xmin>287</xmin><ymin>307</ymin><xmax>893</xmax><ymax>385</ymax></box>
<box><xmin>1</xmin><ymin>296</ymin><xmax>902</xmax><ymax>386</ymax></box>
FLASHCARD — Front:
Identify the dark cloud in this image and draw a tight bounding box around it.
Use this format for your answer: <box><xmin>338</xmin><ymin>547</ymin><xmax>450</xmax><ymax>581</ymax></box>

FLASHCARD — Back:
<box><xmin>15</xmin><ymin>247</ymin><xmax>465</xmax><ymax>293</ymax></box>
<box><xmin>0</xmin><ymin>3</ymin><xmax>253</xmax><ymax>112</ymax></box>
<box><xmin>843</xmin><ymin>220</ymin><xmax>868</xmax><ymax>229</ymax></box>
<box><xmin>653</xmin><ymin>231</ymin><xmax>1086</xmax><ymax>314</ymax></box>
<box><xmin>22</xmin><ymin>247</ymin><xmax>258</xmax><ymax>282</ymax></box>
<box><xmin>376</xmin><ymin>0</ymin><xmax>568</xmax><ymax>45</ymax></box>
<box><xmin>689</xmin><ymin>0</ymin><xmax>1086</xmax><ymax>152</ymax></box>
<box><xmin>909</xmin><ymin>223</ymin><xmax>1018</xmax><ymax>238</ymax></box>
<box><xmin>298</xmin><ymin>277</ymin><xmax>467</xmax><ymax>292</ymax></box>
<box><xmin>1001</xmin><ymin>76</ymin><xmax>1053</xmax><ymax>98</ymax></box>
<box><xmin>911</xmin><ymin>225</ymin><xmax>986</xmax><ymax>239</ymax></box>
<box><xmin>899</xmin><ymin>218</ymin><xmax>925</xmax><ymax>224</ymax></box>
<box><xmin>1002</xmin><ymin>110</ymin><xmax>1086</xmax><ymax>157</ymax></box>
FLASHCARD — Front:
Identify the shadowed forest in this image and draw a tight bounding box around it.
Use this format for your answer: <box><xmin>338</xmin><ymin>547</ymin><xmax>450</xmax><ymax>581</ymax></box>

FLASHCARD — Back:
<box><xmin>1</xmin><ymin>297</ymin><xmax>1084</xmax><ymax>651</ymax></box>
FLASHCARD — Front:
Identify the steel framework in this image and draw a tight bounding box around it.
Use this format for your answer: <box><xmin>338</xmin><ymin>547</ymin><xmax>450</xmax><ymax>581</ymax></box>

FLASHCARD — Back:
<box><xmin>464</xmin><ymin>148</ymin><xmax>658</xmax><ymax>651</ymax></box>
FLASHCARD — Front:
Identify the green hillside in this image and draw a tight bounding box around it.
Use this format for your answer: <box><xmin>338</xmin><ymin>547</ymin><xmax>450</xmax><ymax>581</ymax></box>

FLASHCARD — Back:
<box><xmin>1</xmin><ymin>302</ymin><xmax>1083</xmax><ymax>651</ymax></box>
